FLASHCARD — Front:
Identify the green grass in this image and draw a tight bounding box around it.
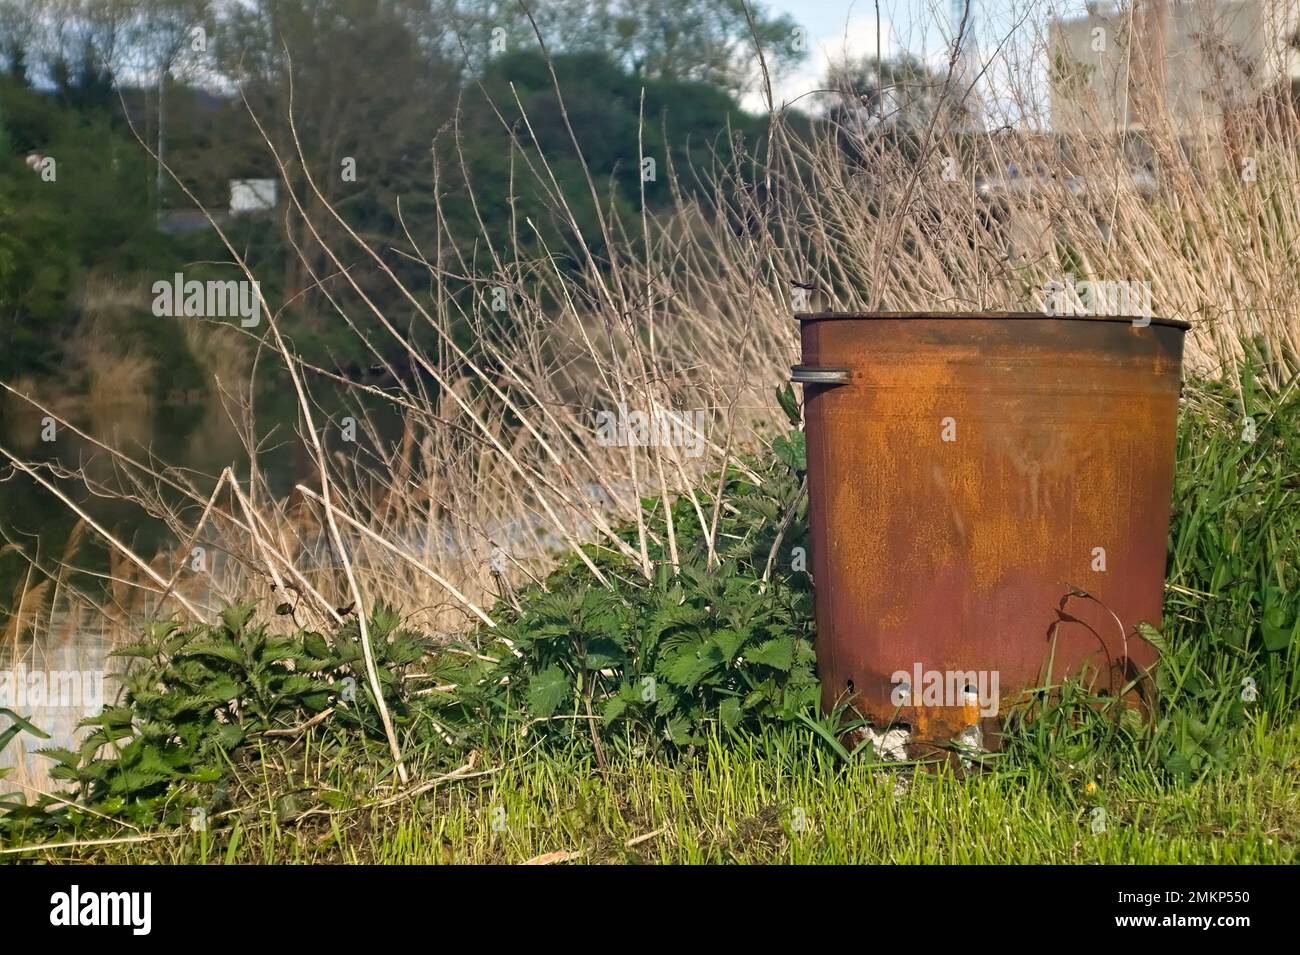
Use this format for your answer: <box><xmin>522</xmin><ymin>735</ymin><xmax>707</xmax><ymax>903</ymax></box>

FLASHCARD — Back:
<box><xmin>8</xmin><ymin>717</ymin><xmax>1296</xmax><ymax>864</ymax></box>
<box><xmin>382</xmin><ymin>720</ymin><xmax>1298</xmax><ymax>864</ymax></box>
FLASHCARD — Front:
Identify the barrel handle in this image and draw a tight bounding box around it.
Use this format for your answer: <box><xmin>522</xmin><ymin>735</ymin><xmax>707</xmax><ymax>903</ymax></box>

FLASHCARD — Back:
<box><xmin>790</xmin><ymin>365</ymin><xmax>851</xmax><ymax>386</ymax></box>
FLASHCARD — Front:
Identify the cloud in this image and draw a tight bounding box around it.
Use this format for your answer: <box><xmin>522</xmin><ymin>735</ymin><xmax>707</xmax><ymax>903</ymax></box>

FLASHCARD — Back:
<box><xmin>742</xmin><ymin>13</ymin><xmax>899</xmax><ymax>113</ymax></box>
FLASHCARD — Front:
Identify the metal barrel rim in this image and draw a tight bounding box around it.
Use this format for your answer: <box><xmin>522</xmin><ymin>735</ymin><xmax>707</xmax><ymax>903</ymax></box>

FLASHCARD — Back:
<box><xmin>793</xmin><ymin>310</ymin><xmax>1192</xmax><ymax>331</ymax></box>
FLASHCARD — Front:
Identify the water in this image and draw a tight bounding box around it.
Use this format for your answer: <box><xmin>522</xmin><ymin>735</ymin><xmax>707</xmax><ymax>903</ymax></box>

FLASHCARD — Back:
<box><xmin>0</xmin><ymin>388</ymin><xmax>309</xmax><ymax>795</ymax></box>
<box><xmin>1</xmin><ymin>619</ymin><xmax>114</xmax><ymax>797</ymax></box>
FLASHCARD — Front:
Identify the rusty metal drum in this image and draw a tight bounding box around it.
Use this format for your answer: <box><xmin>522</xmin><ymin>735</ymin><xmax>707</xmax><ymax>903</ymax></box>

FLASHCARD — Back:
<box><xmin>792</xmin><ymin>312</ymin><xmax>1188</xmax><ymax>747</ymax></box>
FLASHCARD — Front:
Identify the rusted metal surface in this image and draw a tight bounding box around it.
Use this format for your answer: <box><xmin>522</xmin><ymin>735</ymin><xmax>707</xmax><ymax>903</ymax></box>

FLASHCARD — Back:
<box><xmin>794</xmin><ymin>312</ymin><xmax>1188</xmax><ymax>752</ymax></box>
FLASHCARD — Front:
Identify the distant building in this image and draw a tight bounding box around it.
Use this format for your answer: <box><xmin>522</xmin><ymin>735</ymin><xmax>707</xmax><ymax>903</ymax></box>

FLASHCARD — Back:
<box><xmin>229</xmin><ymin>179</ymin><xmax>277</xmax><ymax>215</ymax></box>
<box><xmin>1050</xmin><ymin>0</ymin><xmax>1300</xmax><ymax>139</ymax></box>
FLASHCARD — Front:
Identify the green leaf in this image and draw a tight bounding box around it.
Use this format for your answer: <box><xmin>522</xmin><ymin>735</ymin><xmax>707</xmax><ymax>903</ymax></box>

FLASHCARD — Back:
<box><xmin>181</xmin><ymin>641</ymin><xmax>247</xmax><ymax>666</ymax></box>
<box><xmin>1134</xmin><ymin>621</ymin><xmax>1167</xmax><ymax>654</ymax></box>
<box><xmin>219</xmin><ymin>602</ymin><xmax>258</xmax><ymax>635</ymax></box>
<box><xmin>601</xmin><ymin>695</ymin><xmax>628</xmax><ymax>724</ymax></box>
<box><xmin>795</xmin><ymin>710</ymin><xmax>853</xmax><ymax>762</ymax></box>
<box><xmin>654</xmin><ymin>686</ymin><xmax>680</xmax><ymax>718</ymax></box>
<box><xmin>773</xmin><ymin>432</ymin><xmax>806</xmax><ymax>472</ymax></box>
<box><xmin>660</xmin><ymin>640</ymin><xmax>722</xmax><ymax>689</ymax></box>
<box><xmin>303</xmin><ymin>633</ymin><xmax>332</xmax><ymax>659</ymax></box>
<box><xmin>0</xmin><ymin>708</ymin><xmax>50</xmax><ymax>740</ymax></box>
<box><xmin>710</xmin><ymin>628</ymin><xmax>747</xmax><ymax>662</ymax></box>
<box><xmin>664</xmin><ymin>715</ymin><xmax>703</xmax><ymax>746</ymax></box>
<box><xmin>1164</xmin><ymin>750</ymin><xmax>1194</xmax><ymax>780</ymax></box>
<box><xmin>645</xmin><ymin>603</ymin><xmax>708</xmax><ymax>641</ymax></box>
<box><xmin>745</xmin><ymin>636</ymin><xmax>797</xmax><ymax>671</ymax></box>
<box><xmin>0</xmin><ymin>725</ymin><xmax>23</xmax><ymax>754</ymax></box>
<box><xmin>718</xmin><ymin>697</ymin><xmax>743</xmax><ymax>731</ymax></box>
<box><xmin>526</xmin><ymin>665</ymin><xmax>571</xmax><ymax>719</ymax></box>
<box><xmin>582</xmin><ymin>638</ymin><xmax>626</xmax><ymax>671</ymax></box>
<box><xmin>775</xmin><ymin>385</ymin><xmax>802</xmax><ymax>427</ymax></box>
<box><xmin>111</xmin><ymin>642</ymin><xmax>163</xmax><ymax>659</ymax></box>
<box><xmin>1260</xmin><ymin>606</ymin><xmax>1294</xmax><ymax>652</ymax></box>
<box><xmin>35</xmin><ymin>747</ymin><xmax>80</xmax><ymax>767</ymax></box>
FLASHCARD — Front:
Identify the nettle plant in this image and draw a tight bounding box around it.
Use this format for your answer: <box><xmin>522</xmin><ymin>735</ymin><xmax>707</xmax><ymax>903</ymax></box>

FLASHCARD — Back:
<box><xmin>432</xmin><ymin>420</ymin><xmax>819</xmax><ymax>752</ymax></box>
<box><xmin>32</xmin><ymin>603</ymin><xmax>425</xmax><ymax>822</ymax></box>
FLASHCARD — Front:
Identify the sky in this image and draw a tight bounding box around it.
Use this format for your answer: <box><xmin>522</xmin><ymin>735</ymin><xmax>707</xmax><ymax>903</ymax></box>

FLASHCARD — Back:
<box><xmin>749</xmin><ymin>0</ymin><xmax>1090</xmax><ymax>115</ymax></box>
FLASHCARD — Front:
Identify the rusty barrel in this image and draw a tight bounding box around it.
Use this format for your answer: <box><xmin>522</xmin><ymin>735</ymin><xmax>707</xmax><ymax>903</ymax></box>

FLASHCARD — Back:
<box><xmin>793</xmin><ymin>312</ymin><xmax>1188</xmax><ymax>746</ymax></box>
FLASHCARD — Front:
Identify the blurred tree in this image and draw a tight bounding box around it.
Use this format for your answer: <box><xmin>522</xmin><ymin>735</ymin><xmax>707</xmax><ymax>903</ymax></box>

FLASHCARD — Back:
<box><xmin>442</xmin><ymin>49</ymin><xmax>764</xmax><ymax>268</ymax></box>
<box><xmin>214</xmin><ymin>0</ymin><xmax>461</xmax><ymax>341</ymax></box>
<box><xmin>0</xmin><ymin>0</ymin><xmax>792</xmax><ymax>380</ymax></box>
<box><xmin>826</xmin><ymin>53</ymin><xmax>980</xmax><ymax>163</ymax></box>
<box><xmin>449</xmin><ymin>0</ymin><xmax>804</xmax><ymax>99</ymax></box>
<box><xmin>0</xmin><ymin>79</ymin><xmax>171</xmax><ymax>380</ymax></box>
<box><xmin>0</xmin><ymin>0</ymin><xmax>40</xmax><ymax>85</ymax></box>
